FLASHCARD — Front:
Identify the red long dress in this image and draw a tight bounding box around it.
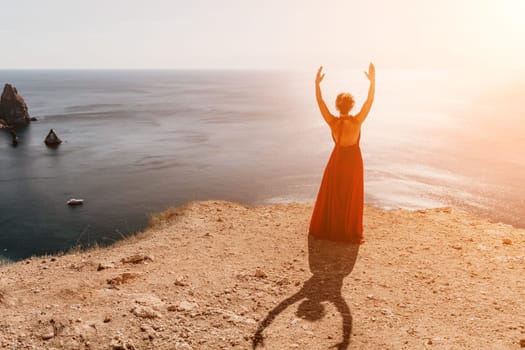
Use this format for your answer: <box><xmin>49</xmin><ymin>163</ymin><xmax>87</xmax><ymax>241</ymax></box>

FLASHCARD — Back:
<box><xmin>309</xmin><ymin>118</ymin><xmax>365</xmax><ymax>244</ymax></box>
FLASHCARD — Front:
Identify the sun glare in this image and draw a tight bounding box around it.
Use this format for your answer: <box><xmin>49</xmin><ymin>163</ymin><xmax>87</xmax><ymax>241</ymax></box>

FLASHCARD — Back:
<box><xmin>502</xmin><ymin>0</ymin><xmax>525</xmax><ymax>33</ymax></box>
<box><xmin>461</xmin><ymin>0</ymin><xmax>525</xmax><ymax>73</ymax></box>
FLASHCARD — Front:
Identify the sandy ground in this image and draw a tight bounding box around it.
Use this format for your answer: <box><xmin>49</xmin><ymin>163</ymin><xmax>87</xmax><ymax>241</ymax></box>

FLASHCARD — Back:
<box><xmin>0</xmin><ymin>200</ymin><xmax>524</xmax><ymax>350</ymax></box>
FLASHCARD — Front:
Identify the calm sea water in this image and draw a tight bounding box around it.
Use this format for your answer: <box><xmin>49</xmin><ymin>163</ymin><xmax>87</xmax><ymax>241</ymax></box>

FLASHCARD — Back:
<box><xmin>0</xmin><ymin>69</ymin><xmax>524</xmax><ymax>261</ymax></box>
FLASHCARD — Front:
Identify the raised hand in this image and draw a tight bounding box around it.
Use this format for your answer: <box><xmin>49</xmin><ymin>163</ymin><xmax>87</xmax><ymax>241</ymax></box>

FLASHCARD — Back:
<box><xmin>316</xmin><ymin>66</ymin><xmax>325</xmax><ymax>85</ymax></box>
<box><xmin>364</xmin><ymin>62</ymin><xmax>375</xmax><ymax>82</ymax></box>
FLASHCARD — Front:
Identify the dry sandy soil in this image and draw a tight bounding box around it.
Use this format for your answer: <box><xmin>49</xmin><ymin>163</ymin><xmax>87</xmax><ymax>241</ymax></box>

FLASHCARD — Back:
<box><xmin>0</xmin><ymin>200</ymin><xmax>524</xmax><ymax>350</ymax></box>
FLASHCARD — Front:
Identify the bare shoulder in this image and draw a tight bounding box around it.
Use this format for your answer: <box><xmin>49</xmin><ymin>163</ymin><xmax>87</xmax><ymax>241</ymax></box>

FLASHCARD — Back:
<box><xmin>354</xmin><ymin>111</ymin><xmax>368</xmax><ymax>124</ymax></box>
<box><xmin>325</xmin><ymin>113</ymin><xmax>337</xmax><ymax>127</ymax></box>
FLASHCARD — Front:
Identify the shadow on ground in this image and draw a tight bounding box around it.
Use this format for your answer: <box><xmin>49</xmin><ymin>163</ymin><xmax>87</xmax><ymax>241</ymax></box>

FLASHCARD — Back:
<box><xmin>253</xmin><ymin>235</ymin><xmax>360</xmax><ymax>349</ymax></box>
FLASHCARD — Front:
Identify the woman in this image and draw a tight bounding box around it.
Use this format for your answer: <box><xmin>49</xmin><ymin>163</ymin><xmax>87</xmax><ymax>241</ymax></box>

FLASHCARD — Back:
<box><xmin>309</xmin><ymin>63</ymin><xmax>375</xmax><ymax>244</ymax></box>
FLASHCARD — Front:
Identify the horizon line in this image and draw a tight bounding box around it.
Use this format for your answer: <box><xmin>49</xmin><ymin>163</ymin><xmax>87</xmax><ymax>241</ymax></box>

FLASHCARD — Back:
<box><xmin>0</xmin><ymin>67</ymin><xmax>299</xmax><ymax>71</ymax></box>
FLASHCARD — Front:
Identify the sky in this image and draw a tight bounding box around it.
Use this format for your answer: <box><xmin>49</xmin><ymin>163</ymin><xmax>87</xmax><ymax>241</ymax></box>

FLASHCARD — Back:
<box><xmin>0</xmin><ymin>0</ymin><xmax>524</xmax><ymax>73</ymax></box>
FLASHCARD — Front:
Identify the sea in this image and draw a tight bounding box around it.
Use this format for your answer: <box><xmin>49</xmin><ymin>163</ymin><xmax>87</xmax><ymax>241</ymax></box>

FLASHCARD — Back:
<box><xmin>1</xmin><ymin>69</ymin><xmax>524</xmax><ymax>262</ymax></box>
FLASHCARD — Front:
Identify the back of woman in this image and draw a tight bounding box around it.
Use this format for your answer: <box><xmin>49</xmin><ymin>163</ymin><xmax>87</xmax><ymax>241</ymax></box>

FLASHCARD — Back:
<box><xmin>309</xmin><ymin>64</ymin><xmax>375</xmax><ymax>244</ymax></box>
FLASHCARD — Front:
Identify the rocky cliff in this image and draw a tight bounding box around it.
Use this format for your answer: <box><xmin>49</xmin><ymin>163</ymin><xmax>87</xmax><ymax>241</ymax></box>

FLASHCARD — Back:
<box><xmin>0</xmin><ymin>200</ymin><xmax>524</xmax><ymax>349</ymax></box>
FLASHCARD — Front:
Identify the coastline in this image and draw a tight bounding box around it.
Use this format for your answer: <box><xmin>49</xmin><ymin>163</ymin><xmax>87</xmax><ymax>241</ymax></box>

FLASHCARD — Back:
<box><xmin>0</xmin><ymin>200</ymin><xmax>524</xmax><ymax>349</ymax></box>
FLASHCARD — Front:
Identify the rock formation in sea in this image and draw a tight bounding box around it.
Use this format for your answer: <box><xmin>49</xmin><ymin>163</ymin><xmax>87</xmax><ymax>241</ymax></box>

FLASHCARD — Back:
<box><xmin>0</xmin><ymin>84</ymin><xmax>31</xmax><ymax>125</ymax></box>
<box><xmin>44</xmin><ymin>129</ymin><xmax>62</xmax><ymax>146</ymax></box>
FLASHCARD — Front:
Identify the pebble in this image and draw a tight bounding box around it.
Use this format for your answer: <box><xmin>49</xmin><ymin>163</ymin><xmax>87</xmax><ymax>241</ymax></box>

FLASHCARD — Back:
<box><xmin>175</xmin><ymin>341</ymin><xmax>192</xmax><ymax>350</ymax></box>
<box><xmin>120</xmin><ymin>254</ymin><xmax>153</xmax><ymax>264</ymax></box>
<box><xmin>107</xmin><ymin>273</ymin><xmax>140</xmax><ymax>286</ymax></box>
<box><xmin>109</xmin><ymin>338</ymin><xmax>135</xmax><ymax>350</ymax></box>
<box><xmin>178</xmin><ymin>300</ymin><xmax>198</xmax><ymax>312</ymax></box>
<box><xmin>254</xmin><ymin>269</ymin><xmax>267</xmax><ymax>278</ymax></box>
<box><xmin>41</xmin><ymin>332</ymin><xmax>54</xmax><ymax>340</ymax></box>
<box><xmin>140</xmin><ymin>324</ymin><xmax>152</xmax><ymax>332</ymax></box>
<box><xmin>131</xmin><ymin>306</ymin><xmax>162</xmax><ymax>319</ymax></box>
<box><xmin>97</xmin><ymin>262</ymin><xmax>115</xmax><ymax>271</ymax></box>
<box><xmin>174</xmin><ymin>277</ymin><xmax>190</xmax><ymax>287</ymax></box>
<box><xmin>276</xmin><ymin>277</ymin><xmax>290</xmax><ymax>286</ymax></box>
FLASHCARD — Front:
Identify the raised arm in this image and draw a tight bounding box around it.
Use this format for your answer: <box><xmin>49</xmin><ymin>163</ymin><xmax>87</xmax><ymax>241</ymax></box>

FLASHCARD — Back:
<box><xmin>355</xmin><ymin>63</ymin><xmax>375</xmax><ymax>124</ymax></box>
<box><xmin>315</xmin><ymin>66</ymin><xmax>336</xmax><ymax>126</ymax></box>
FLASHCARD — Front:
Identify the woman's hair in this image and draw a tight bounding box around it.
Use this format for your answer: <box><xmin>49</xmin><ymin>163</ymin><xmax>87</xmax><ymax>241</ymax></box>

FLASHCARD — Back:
<box><xmin>335</xmin><ymin>93</ymin><xmax>355</xmax><ymax>115</ymax></box>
